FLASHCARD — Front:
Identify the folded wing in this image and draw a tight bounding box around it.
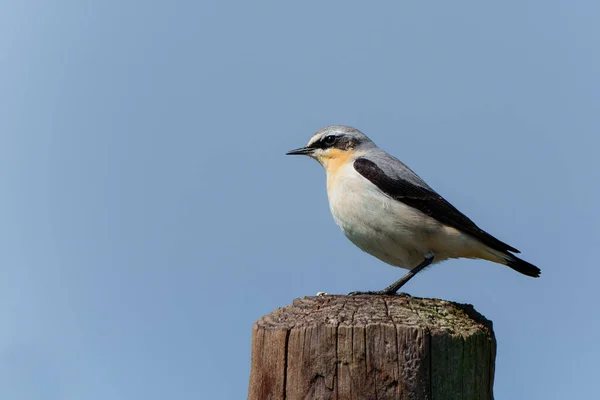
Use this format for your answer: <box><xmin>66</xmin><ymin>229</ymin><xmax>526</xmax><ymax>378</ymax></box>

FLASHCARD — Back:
<box><xmin>354</xmin><ymin>157</ymin><xmax>520</xmax><ymax>254</ymax></box>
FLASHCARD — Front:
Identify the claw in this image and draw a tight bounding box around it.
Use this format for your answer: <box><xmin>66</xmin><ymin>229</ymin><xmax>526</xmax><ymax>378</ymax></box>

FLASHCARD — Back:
<box><xmin>348</xmin><ymin>290</ymin><xmax>395</xmax><ymax>296</ymax></box>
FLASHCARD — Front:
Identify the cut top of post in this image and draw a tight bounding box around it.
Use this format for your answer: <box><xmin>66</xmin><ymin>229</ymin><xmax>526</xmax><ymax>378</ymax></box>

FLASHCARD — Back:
<box><xmin>257</xmin><ymin>295</ymin><xmax>493</xmax><ymax>335</ymax></box>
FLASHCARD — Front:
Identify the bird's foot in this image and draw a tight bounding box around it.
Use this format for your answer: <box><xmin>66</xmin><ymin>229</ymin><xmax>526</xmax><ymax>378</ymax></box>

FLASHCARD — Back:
<box><xmin>348</xmin><ymin>290</ymin><xmax>411</xmax><ymax>297</ymax></box>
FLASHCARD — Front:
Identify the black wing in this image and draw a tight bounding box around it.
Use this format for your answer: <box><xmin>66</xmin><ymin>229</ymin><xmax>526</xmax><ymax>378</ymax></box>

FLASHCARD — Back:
<box><xmin>354</xmin><ymin>157</ymin><xmax>520</xmax><ymax>254</ymax></box>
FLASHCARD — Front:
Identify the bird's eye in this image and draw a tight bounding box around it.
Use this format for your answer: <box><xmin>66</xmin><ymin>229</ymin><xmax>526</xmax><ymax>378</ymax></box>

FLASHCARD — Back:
<box><xmin>323</xmin><ymin>135</ymin><xmax>336</xmax><ymax>145</ymax></box>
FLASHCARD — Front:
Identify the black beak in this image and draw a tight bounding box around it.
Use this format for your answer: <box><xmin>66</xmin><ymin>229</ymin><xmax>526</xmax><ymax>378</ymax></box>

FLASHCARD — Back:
<box><xmin>286</xmin><ymin>147</ymin><xmax>313</xmax><ymax>156</ymax></box>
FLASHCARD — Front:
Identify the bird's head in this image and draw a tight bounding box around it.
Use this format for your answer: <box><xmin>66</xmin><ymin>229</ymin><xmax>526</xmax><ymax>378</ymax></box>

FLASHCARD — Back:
<box><xmin>286</xmin><ymin>126</ymin><xmax>374</xmax><ymax>170</ymax></box>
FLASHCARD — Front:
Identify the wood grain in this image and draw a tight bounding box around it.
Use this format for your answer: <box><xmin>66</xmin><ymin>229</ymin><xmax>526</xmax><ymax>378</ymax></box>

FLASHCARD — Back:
<box><xmin>248</xmin><ymin>295</ymin><xmax>496</xmax><ymax>400</ymax></box>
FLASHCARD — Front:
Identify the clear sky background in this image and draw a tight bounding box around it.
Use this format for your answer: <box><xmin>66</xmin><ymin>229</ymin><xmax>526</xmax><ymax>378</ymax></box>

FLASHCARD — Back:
<box><xmin>1</xmin><ymin>1</ymin><xmax>599</xmax><ymax>399</ymax></box>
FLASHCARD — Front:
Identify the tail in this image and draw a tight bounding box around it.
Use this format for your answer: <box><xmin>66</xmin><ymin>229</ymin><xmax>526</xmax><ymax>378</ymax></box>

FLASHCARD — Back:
<box><xmin>473</xmin><ymin>238</ymin><xmax>541</xmax><ymax>278</ymax></box>
<box><xmin>503</xmin><ymin>254</ymin><xmax>541</xmax><ymax>278</ymax></box>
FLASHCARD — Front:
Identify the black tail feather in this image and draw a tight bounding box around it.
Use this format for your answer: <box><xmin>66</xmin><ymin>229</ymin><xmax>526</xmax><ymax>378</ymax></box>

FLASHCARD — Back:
<box><xmin>505</xmin><ymin>254</ymin><xmax>541</xmax><ymax>278</ymax></box>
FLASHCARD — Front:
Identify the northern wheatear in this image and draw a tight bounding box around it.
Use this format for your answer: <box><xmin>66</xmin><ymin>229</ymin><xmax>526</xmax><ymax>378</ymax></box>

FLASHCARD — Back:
<box><xmin>287</xmin><ymin>126</ymin><xmax>540</xmax><ymax>295</ymax></box>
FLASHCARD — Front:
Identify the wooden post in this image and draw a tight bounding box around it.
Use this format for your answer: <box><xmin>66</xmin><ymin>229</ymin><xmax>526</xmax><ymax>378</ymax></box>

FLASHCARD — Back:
<box><xmin>248</xmin><ymin>295</ymin><xmax>496</xmax><ymax>400</ymax></box>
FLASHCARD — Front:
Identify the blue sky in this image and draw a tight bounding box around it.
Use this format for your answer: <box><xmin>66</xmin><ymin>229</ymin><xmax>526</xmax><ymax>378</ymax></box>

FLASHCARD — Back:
<box><xmin>1</xmin><ymin>1</ymin><xmax>598</xmax><ymax>399</ymax></box>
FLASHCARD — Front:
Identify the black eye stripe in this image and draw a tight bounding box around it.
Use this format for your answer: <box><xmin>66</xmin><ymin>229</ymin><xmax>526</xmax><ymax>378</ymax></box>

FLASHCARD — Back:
<box><xmin>309</xmin><ymin>135</ymin><xmax>361</xmax><ymax>150</ymax></box>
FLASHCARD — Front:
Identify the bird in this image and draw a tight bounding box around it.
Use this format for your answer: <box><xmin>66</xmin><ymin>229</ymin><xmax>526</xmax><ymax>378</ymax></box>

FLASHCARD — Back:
<box><xmin>286</xmin><ymin>125</ymin><xmax>540</xmax><ymax>295</ymax></box>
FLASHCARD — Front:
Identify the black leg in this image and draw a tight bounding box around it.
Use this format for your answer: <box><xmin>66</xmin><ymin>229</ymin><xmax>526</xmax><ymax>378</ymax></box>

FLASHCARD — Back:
<box><xmin>349</xmin><ymin>253</ymin><xmax>435</xmax><ymax>296</ymax></box>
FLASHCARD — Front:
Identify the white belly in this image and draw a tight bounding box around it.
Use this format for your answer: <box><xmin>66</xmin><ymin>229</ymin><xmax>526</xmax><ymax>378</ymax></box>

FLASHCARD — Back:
<box><xmin>326</xmin><ymin>164</ymin><xmax>483</xmax><ymax>270</ymax></box>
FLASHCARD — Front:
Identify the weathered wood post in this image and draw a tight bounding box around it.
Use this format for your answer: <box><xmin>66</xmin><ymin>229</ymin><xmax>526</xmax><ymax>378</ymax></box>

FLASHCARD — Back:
<box><xmin>248</xmin><ymin>295</ymin><xmax>496</xmax><ymax>400</ymax></box>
